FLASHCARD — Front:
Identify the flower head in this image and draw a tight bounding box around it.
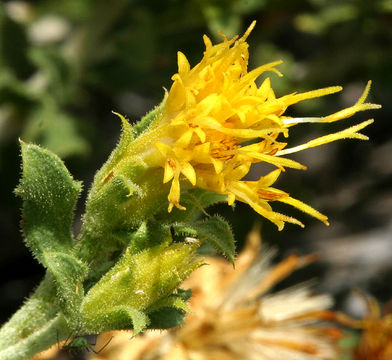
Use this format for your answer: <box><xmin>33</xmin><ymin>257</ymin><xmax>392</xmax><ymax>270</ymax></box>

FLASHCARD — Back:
<box><xmin>145</xmin><ymin>21</ymin><xmax>380</xmax><ymax>230</ymax></box>
<box><xmin>354</xmin><ymin>294</ymin><xmax>392</xmax><ymax>360</ymax></box>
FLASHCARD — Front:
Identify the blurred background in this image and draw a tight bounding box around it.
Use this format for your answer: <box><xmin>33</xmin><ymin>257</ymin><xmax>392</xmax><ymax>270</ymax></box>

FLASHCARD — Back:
<box><xmin>0</xmin><ymin>0</ymin><xmax>391</xmax><ymax>337</ymax></box>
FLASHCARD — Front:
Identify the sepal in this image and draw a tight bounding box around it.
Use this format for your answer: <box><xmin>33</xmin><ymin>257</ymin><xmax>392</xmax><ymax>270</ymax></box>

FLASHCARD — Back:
<box><xmin>92</xmin><ymin>112</ymin><xmax>135</xmax><ymax>188</ymax></box>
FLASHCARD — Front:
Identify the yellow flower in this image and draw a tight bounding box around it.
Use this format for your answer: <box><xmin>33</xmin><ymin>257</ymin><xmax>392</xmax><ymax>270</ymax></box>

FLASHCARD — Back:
<box><xmin>145</xmin><ymin>21</ymin><xmax>380</xmax><ymax>230</ymax></box>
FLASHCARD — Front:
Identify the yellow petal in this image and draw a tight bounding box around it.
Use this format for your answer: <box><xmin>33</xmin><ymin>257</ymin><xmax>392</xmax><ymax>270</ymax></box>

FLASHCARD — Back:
<box><xmin>243</xmin><ymin>151</ymin><xmax>307</xmax><ymax>170</ymax></box>
<box><xmin>197</xmin><ymin>118</ymin><xmax>285</xmax><ymax>139</ymax></box>
<box><xmin>226</xmin><ymin>162</ymin><xmax>251</xmax><ymax>181</ymax></box>
<box><xmin>240</xmin><ymin>61</ymin><xmax>283</xmax><ymax>85</ymax></box>
<box><xmin>280</xmin><ymin>86</ymin><xmax>342</xmax><ymax>106</ymax></box>
<box><xmin>211</xmin><ymin>158</ymin><xmax>225</xmax><ymax>174</ymax></box>
<box><xmin>203</xmin><ymin>34</ymin><xmax>212</xmax><ymax>49</ymax></box>
<box><xmin>258</xmin><ymin>169</ymin><xmax>281</xmax><ymax>187</ymax></box>
<box><xmin>241</xmin><ymin>20</ymin><xmax>257</xmax><ymax>41</ymax></box>
<box><xmin>276</xmin><ymin>119</ymin><xmax>374</xmax><ymax>156</ymax></box>
<box><xmin>168</xmin><ymin>177</ymin><xmax>186</xmax><ymax>211</ymax></box>
<box><xmin>176</xmin><ymin>130</ymin><xmax>193</xmax><ymax>148</ymax></box>
<box><xmin>165</xmin><ymin>79</ymin><xmax>186</xmax><ymax>113</ymax></box>
<box><xmin>181</xmin><ymin>162</ymin><xmax>197</xmax><ymax>186</ymax></box>
<box><xmin>256</xmin><ymin>77</ymin><xmax>272</xmax><ymax>102</ymax></box>
<box><xmin>168</xmin><ymin>177</ymin><xmax>180</xmax><ymax>203</ymax></box>
<box><xmin>194</xmin><ymin>142</ymin><xmax>211</xmax><ymax>157</ymax></box>
<box><xmin>319</xmin><ymin>103</ymin><xmax>380</xmax><ymax>124</ymax></box>
<box><xmin>355</xmin><ymin>80</ymin><xmax>372</xmax><ymax>105</ymax></box>
<box><xmin>163</xmin><ymin>160</ymin><xmax>175</xmax><ymax>183</ymax></box>
<box><xmin>227</xmin><ymin>192</ymin><xmax>236</xmax><ymax>205</ymax></box>
<box><xmin>194</xmin><ymin>127</ymin><xmax>206</xmax><ymax>143</ymax></box>
<box><xmin>154</xmin><ymin>141</ymin><xmax>172</xmax><ymax>157</ymax></box>
<box><xmin>278</xmin><ymin>196</ymin><xmax>329</xmax><ymax>225</ymax></box>
<box><xmin>177</xmin><ymin>51</ymin><xmax>190</xmax><ymax>74</ymax></box>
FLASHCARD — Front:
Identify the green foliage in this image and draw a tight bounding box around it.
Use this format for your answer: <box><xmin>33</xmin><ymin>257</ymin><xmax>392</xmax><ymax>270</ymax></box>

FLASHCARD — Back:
<box><xmin>81</xmin><ymin>240</ymin><xmax>201</xmax><ymax>334</ymax></box>
<box><xmin>2</xmin><ymin>114</ymin><xmax>237</xmax><ymax>358</ymax></box>
<box><xmin>174</xmin><ymin>215</ymin><xmax>236</xmax><ymax>263</ymax></box>
<box><xmin>15</xmin><ymin>143</ymin><xmax>82</xmax><ymax>254</ymax></box>
<box><xmin>91</xmin><ymin>112</ymin><xmax>135</xmax><ymax>189</ymax></box>
<box><xmin>148</xmin><ymin>304</ymin><xmax>188</xmax><ymax>329</ymax></box>
<box><xmin>14</xmin><ymin>143</ymin><xmax>87</xmax><ymax>322</ymax></box>
<box><xmin>128</xmin><ymin>221</ymin><xmax>169</xmax><ymax>254</ymax></box>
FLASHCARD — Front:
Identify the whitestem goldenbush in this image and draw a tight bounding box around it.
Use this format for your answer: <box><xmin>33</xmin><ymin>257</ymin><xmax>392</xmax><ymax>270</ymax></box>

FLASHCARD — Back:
<box><xmin>0</xmin><ymin>21</ymin><xmax>380</xmax><ymax>360</ymax></box>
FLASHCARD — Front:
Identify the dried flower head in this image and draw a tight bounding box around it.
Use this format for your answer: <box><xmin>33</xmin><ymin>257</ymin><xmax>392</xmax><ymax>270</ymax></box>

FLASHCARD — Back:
<box><xmin>354</xmin><ymin>295</ymin><xmax>392</xmax><ymax>360</ymax></box>
<box><xmin>89</xmin><ymin>226</ymin><xmax>343</xmax><ymax>360</ymax></box>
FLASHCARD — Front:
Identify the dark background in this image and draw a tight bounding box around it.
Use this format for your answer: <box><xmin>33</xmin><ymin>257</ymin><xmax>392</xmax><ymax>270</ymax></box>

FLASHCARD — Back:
<box><xmin>0</xmin><ymin>0</ymin><xmax>391</xmax><ymax>331</ymax></box>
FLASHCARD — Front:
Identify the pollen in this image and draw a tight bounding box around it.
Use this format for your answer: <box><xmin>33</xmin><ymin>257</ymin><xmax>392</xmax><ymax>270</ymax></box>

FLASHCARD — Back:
<box><xmin>168</xmin><ymin>158</ymin><xmax>176</xmax><ymax>168</ymax></box>
<box><xmin>256</xmin><ymin>189</ymin><xmax>287</xmax><ymax>202</ymax></box>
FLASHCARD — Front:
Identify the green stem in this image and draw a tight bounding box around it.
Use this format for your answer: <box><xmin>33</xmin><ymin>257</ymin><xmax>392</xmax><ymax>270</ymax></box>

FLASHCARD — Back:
<box><xmin>0</xmin><ymin>314</ymin><xmax>69</xmax><ymax>360</ymax></box>
<box><xmin>0</xmin><ymin>274</ymin><xmax>71</xmax><ymax>360</ymax></box>
<box><xmin>0</xmin><ymin>275</ymin><xmax>55</xmax><ymax>349</ymax></box>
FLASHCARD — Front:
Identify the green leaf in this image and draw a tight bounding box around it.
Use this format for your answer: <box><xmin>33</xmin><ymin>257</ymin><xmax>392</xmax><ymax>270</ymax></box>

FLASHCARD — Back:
<box><xmin>15</xmin><ymin>143</ymin><xmax>85</xmax><ymax>319</ymax></box>
<box><xmin>148</xmin><ymin>307</ymin><xmax>186</xmax><ymax>329</ymax></box>
<box><xmin>147</xmin><ymin>289</ymin><xmax>191</xmax><ymax>329</ymax></box>
<box><xmin>15</xmin><ymin>142</ymin><xmax>82</xmax><ymax>256</ymax></box>
<box><xmin>44</xmin><ymin>252</ymin><xmax>87</xmax><ymax>321</ymax></box>
<box><xmin>148</xmin><ymin>295</ymin><xmax>189</xmax><ymax>314</ymax></box>
<box><xmin>92</xmin><ymin>112</ymin><xmax>135</xmax><ymax>187</ymax></box>
<box><xmin>84</xmin><ymin>306</ymin><xmax>150</xmax><ymax>334</ymax></box>
<box><xmin>180</xmin><ymin>215</ymin><xmax>236</xmax><ymax>263</ymax></box>
<box><xmin>91</xmin><ymin>95</ymin><xmax>166</xmax><ymax>191</ymax></box>
<box><xmin>176</xmin><ymin>288</ymin><xmax>192</xmax><ymax>301</ymax></box>
<box><xmin>109</xmin><ymin>306</ymin><xmax>149</xmax><ymax>335</ymax></box>
<box><xmin>128</xmin><ymin>221</ymin><xmax>170</xmax><ymax>254</ymax></box>
<box><xmin>147</xmin><ymin>295</ymin><xmax>190</xmax><ymax>330</ymax></box>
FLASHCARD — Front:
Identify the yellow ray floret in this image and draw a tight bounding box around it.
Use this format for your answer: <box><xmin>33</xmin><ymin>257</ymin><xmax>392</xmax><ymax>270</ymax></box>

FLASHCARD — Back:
<box><xmin>148</xmin><ymin>20</ymin><xmax>380</xmax><ymax>229</ymax></box>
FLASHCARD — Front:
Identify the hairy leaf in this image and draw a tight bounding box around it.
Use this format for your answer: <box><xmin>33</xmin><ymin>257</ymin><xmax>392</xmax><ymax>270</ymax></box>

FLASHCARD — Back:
<box><xmin>179</xmin><ymin>215</ymin><xmax>236</xmax><ymax>263</ymax></box>
<box><xmin>15</xmin><ymin>143</ymin><xmax>85</xmax><ymax>319</ymax></box>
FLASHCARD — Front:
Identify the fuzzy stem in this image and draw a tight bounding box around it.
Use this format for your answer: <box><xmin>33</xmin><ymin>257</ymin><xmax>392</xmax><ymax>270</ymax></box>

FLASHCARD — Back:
<box><xmin>0</xmin><ymin>314</ymin><xmax>69</xmax><ymax>360</ymax></box>
<box><xmin>0</xmin><ymin>274</ymin><xmax>71</xmax><ymax>360</ymax></box>
<box><xmin>0</xmin><ymin>275</ymin><xmax>56</xmax><ymax>349</ymax></box>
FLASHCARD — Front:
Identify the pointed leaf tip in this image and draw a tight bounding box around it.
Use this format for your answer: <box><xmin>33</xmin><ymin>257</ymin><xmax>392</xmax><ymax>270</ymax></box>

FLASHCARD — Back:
<box><xmin>181</xmin><ymin>215</ymin><xmax>236</xmax><ymax>263</ymax></box>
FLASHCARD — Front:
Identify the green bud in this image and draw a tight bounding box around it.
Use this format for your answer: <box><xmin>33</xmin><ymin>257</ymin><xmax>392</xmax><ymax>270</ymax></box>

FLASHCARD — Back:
<box><xmin>80</xmin><ymin>240</ymin><xmax>202</xmax><ymax>334</ymax></box>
